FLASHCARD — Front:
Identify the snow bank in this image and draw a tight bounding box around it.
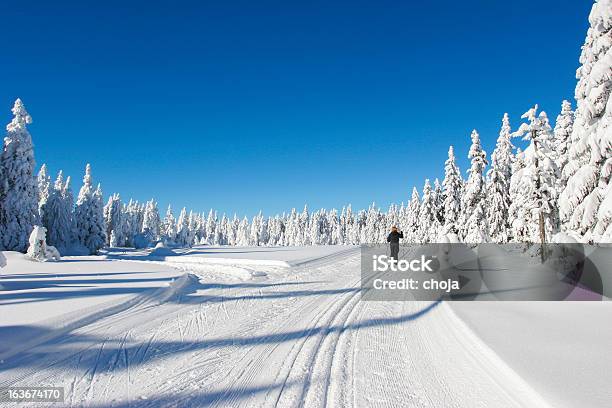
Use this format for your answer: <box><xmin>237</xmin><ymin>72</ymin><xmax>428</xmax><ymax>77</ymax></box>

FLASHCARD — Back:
<box><xmin>149</xmin><ymin>242</ymin><xmax>177</xmax><ymax>257</ymax></box>
<box><xmin>164</xmin><ymin>256</ymin><xmax>290</xmax><ymax>268</ymax></box>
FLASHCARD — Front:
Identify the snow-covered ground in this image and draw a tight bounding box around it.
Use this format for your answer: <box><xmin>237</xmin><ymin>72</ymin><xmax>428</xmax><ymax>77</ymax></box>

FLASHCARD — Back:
<box><xmin>1</xmin><ymin>246</ymin><xmax>610</xmax><ymax>407</ymax></box>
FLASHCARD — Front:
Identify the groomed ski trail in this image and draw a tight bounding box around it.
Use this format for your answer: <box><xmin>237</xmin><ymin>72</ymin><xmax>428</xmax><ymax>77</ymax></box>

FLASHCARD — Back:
<box><xmin>0</xmin><ymin>248</ymin><xmax>549</xmax><ymax>407</ymax></box>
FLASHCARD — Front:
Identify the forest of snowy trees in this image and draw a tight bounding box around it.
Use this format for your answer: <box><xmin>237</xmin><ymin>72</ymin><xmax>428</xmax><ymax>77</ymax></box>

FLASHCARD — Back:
<box><xmin>0</xmin><ymin>0</ymin><xmax>610</xmax><ymax>254</ymax></box>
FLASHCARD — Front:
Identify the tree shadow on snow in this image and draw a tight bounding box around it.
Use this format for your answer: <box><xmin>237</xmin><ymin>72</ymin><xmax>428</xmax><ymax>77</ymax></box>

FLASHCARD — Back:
<box><xmin>0</xmin><ymin>296</ymin><xmax>441</xmax><ymax>376</ymax></box>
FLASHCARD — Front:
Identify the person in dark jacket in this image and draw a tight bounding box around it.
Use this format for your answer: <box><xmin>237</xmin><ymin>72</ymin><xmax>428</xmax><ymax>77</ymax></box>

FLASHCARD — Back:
<box><xmin>387</xmin><ymin>226</ymin><xmax>404</xmax><ymax>261</ymax></box>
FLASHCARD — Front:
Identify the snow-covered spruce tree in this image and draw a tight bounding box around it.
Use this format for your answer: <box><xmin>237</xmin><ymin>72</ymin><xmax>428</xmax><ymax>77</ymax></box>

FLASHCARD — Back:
<box><xmin>109</xmin><ymin>230</ymin><xmax>118</xmax><ymax>247</ymax></box>
<box><xmin>74</xmin><ymin>164</ymin><xmax>106</xmax><ymax>254</ymax></box>
<box><xmin>285</xmin><ymin>209</ymin><xmax>297</xmax><ymax>246</ymax></box>
<box><xmin>508</xmin><ymin>148</ymin><xmax>529</xmax><ymax>241</ymax></box>
<box><xmin>228</xmin><ymin>215</ymin><xmax>239</xmax><ymax>246</ymax></box>
<box><xmin>486</xmin><ymin>113</ymin><xmax>514</xmax><ymax>243</ymax></box>
<box><xmin>45</xmin><ymin>171</ymin><xmax>76</xmax><ymax>252</ymax></box>
<box><xmin>442</xmin><ymin>146</ymin><xmax>463</xmax><ymax>235</ymax></box>
<box><xmin>361</xmin><ymin>204</ymin><xmax>379</xmax><ymax>243</ymax></box>
<box><xmin>142</xmin><ymin>199</ymin><xmax>161</xmax><ymax>243</ymax></box>
<box><xmin>340</xmin><ymin>204</ymin><xmax>353</xmax><ymax>245</ymax></box>
<box><xmin>554</xmin><ymin>100</ymin><xmax>575</xmax><ymax>185</ymax></box>
<box><xmin>187</xmin><ymin>211</ymin><xmax>199</xmax><ymax>245</ymax></box>
<box><xmin>259</xmin><ymin>215</ymin><xmax>269</xmax><ymax>245</ymax></box>
<box><xmin>298</xmin><ymin>205</ymin><xmax>310</xmax><ymax>246</ymax></box>
<box><xmin>405</xmin><ymin>187</ymin><xmax>421</xmax><ymax>242</ymax></box>
<box><xmin>92</xmin><ymin>185</ymin><xmax>106</xmax><ymax>249</ymax></box>
<box><xmin>237</xmin><ymin>216</ymin><xmax>250</xmax><ymax>245</ymax></box>
<box><xmin>103</xmin><ymin>193</ymin><xmax>123</xmax><ymax>246</ymax></box>
<box><xmin>418</xmin><ymin>179</ymin><xmax>440</xmax><ymax>242</ymax></box>
<box><xmin>249</xmin><ymin>212</ymin><xmax>262</xmax><ymax>245</ymax></box>
<box><xmin>205</xmin><ymin>209</ymin><xmax>216</xmax><ymax>244</ymax></box>
<box><xmin>161</xmin><ymin>205</ymin><xmax>177</xmax><ymax>244</ymax></box>
<box><xmin>345</xmin><ymin>205</ymin><xmax>360</xmax><ymax>245</ymax></box>
<box><xmin>309</xmin><ymin>210</ymin><xmax>322</xmax><ymax>245</ymax></box>
<box><xmin>0</xmin><ymin>99</ymin><xmax>39</xmax><ymax>251</ymax></box>
<box><xmin>26</xmin><ymin>226</ymin><xmax>60</xmax><ymax>262</ymax></box>
<box><xmin>176</xmin><ymin>207</ymin><xmax>190</xmax><ymax>247</ymax></box>
<box><xmin>560</xmin><ymin>0</ymin><xmax>612</xmax><ymax>242</ymax></box>
<box><xmin>460</xmin><ymin>130</ymin><xmax>490</xmax><ymax>243</ymax></box>
<box><xmin>193</xmin><ymin>212</ymin><xmax>204</xmax><ymax>244</ymax></box>
<box><xmin>218</xmin><ymin>214</ymin><xmax>229</xmax><ymax>245</ymax></box>
<box><xmin>267</xmin><ymin>215</ymin><xmax>281</xmax><ymax>246</ymax></box>
<box><xmin>433</xmin><ymin>178</ymin><xmax>444</xmax><ymax>226</ymax></box>
<box><xmin>385</xmin><ymin>204</ymin><xmax>400</xmax><ymax>240</ymax></box>
<box><xmin>328</xmin><ymin>208</ymin><xmax>341</xmax><ymax>245</ymax></box>
<box><xmin>122</xmin><ymin>199</ymin><xmax>143</xmax><ymax>247</ymax></box>
<box><xmin>37</xmin><ymin>164</ymin><xmax>51</xmax><ymax>222</ymax></box>
<box><xmin>512</xmin><ymin>106</ymin><xmax>559</xmax><ymax>243</ymax></box>
<box><xmin>355</xmin><ymin>210</ymin><xmax>366</xmax><ymax>244</ymax></box>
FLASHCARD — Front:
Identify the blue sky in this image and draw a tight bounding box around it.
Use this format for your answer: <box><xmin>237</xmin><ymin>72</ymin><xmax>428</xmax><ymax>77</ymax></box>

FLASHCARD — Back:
<box><xmin>0</xmin><ymin>0</ymin><xmax>591</xmax><ymax>217</ymax></box>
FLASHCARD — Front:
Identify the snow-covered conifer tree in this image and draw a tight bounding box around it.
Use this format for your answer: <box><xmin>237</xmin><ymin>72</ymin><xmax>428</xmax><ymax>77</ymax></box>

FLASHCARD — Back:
<box><xmin>249</xmin><ymin>213</ymin><xmax>262</xmax><ymax>245</ymax></box>
<box><xmin>298</xmin><ymin>205</ymin><xmax>310</xmax><ymax>246</ymax></box>
<box><xmin>74</xmin><ymin>164</ymin><xmax>106</xmax><ymax>254</ymax></box>
<box><xmin>259</xmin><ymin>214</ymin><xmax>269</xmax><ymax>245</ymax></box>
<box><xmin>45</xmin><ymin>171</ymin><xmax>75</xmax><ymax>252</ymax></box>
<box><xmin>554</xmin><ymin>100</ymin><xmax>575</xmax><ymax>185</ymax></box>
<box><xmin>122</xmin><ymin>199</ymin><xmax>143</xmax><ymax>247</ymax></box>
<box><xmin>218</xmin><ymin>215</ymin><xmax>229</xmax><ymax>245</ymax></box>
<box><xmin>104</xmin><ymin>193</ymin><xmax>123</xmax><ymax>246</ymax></box>
<box><xmin>442</xmin><ymin>146</ymin><xmax>463</xmax><ymax>234</ymax></box>
<box><xmin>328</xmin><ymin>209</ymin><xmax>340</xmax><ymax>245</ymax></box>
<box><xmin>486</xmin><ymin>114</ymin><xmax>514</xmax><ymax>243</ymax></box>
<box><xmin>418</xmin><ymin>180</ymin><xmax>440</xmax><ymax>242</ymax></box>
<box><xmin>267</xmin><ymin>215</ymin><xmax>280</xmax><ymax>246</ymax></box>
<box><xmin>142</xmin><ymin>199</ymin><xmax>161</xmax><ymax>242</ymax></box>
<box><xmin>309</xmin><ymin>211</ymin><xmax>320</xmax><ymax>245</ymax></box>
<box><xmin>512</xmin><ymin>106</ymin><xmax>559</xmax><ymax>242</ymax></box>
<box><xmin>345</xmin><ymin>205</ymin><xmax>359</xmax><ymax>245</ymax></box>
<box><xmin>37</xmin><ymin>164</ymin><xmax>51</xmax><ymax>222</ymax></box>
<box><xmin>237</xmin><ymin>216</ymin><xmax>250</xmax><ymax>245</ymax></box>
<box><xmin>285</xmin><ymin>209</ymin><xmax>297</xmax><ymax>246</ymax></box>
<box><xmin>0</xmin><ymin>99</ymin><xmax>39</xmax><ymax>251</ymax></box>
<box><xmin>229</xmin><ymin>215</ymin><xmax>239</xmax><ymax>246</ymax></box>
<box><xmin>405</xmin><ymin>188</ymin><xmax>421</xmax><ymax>242</ymax></box>
<box><xmin>508</xmin><ymin>148</ymin><xmax>528</xmax><ymax>241</ymax></box>
<box><xmin>162</xmin><ymin>205</ymin><xmax>177</xmax><ymax>244</ymax></box>
<box><xmin>176</xmin><ymin>207</ymin><xmax>190</xmax><ymax>247</ymax></box>
<box><xmin>560</xmin><ymin>0</ymin><xmax>612</xmax><ymax>242</ymax></box>
<box><xmin>187</xmin><ymin>211</ymin><xmax>198</xmax><ymax>245</ymax></box>
<box><xmin>460</xmin><ymin>130</ymin><xmax>490</xmax><ymax>243</ymax></box>
<box><xmin>205</xmin><ymin>209</ymin><xmax>216</xmax><ymax>244</ymax></box>
<box><xmin>360</xmin><ymin>204</ymin><xmax>380</xmax><ymax>243</ymax></box>
<box><xmin>432</xmin><ymin>179</ymin><xmax>444</xmax><ymax>226</ymax></box>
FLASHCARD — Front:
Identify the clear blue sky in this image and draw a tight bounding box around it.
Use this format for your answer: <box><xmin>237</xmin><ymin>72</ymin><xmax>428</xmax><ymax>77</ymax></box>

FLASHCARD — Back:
<box><xmin>0</xmin><ymin>0</ymin><xmax>591</xmax><ymax>217</ymax></box>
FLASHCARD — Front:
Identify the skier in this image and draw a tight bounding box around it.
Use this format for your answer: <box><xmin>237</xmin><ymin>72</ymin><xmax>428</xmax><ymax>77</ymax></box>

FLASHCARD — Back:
<box><xmin>387</xmin><ymin>226</ymin><xmax>404</xmax><ymax>261</ymax></box>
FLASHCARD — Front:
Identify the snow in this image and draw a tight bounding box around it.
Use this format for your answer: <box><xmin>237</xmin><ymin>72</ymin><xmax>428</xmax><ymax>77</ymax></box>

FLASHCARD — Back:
<box><xmin>452</xmin><ymin>302</ymin><xmax>612</xmax><ymax>408</ymax></box>
<box><xmin>1</xmin><ymin>246</ymin><xmax>610</xmax><ymax>407</ymax></box>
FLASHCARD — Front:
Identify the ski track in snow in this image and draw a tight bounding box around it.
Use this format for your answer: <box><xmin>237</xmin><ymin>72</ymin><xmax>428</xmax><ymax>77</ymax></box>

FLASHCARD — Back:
<box><xmin>0</xmin><ymin>248</ymin><xmax>550</xmax><ymax>408</ymax></box>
